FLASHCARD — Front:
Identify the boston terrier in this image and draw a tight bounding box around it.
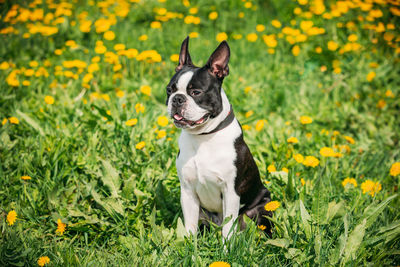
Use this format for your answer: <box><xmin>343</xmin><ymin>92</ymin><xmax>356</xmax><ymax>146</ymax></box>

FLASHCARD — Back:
<box><xmin>166</xmin><ymin>37</ymin><xmax>273</xmax><ymax>239</ymax></box>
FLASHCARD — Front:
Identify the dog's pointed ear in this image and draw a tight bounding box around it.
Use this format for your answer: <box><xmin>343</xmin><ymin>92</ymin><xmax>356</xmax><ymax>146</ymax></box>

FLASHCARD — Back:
<box><xmin>176</xmin><ymin>36</ymin><xmax>193</xmax><ymax>72</ymax></box>
<box><xmin>205</xmin><ymin>41</ymin><xmax>230</xmax><ymax>79</ymax></box>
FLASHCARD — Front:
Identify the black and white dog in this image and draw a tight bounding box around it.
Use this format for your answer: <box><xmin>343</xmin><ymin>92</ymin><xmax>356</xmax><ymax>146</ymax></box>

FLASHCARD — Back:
<box><xmin>166</xmin><ymin>37</ymin><xmax>273</xmax><ymax>239</ymax></box>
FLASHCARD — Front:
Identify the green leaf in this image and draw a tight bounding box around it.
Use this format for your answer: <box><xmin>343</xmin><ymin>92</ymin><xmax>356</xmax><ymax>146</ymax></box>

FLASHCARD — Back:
<box><xmin>265</xmin><ymin>238</ymin><xmax>290</xmax><ymax>248</ymax></box>
<box><xmin>299</xmin><ymin>200</ymin><xmax>311</xmax><ymax>240</ymax></box>
<box><xmin>314</xmin><ymin>229</ymin><xmax>322</xmax><ymax>263</ymax></box>
<box><xmin>343</xmin><ymin>218</ymin><xmax>366</xmax><ymax>263</ymax></box>
<box><xmin>285</xmin><ymin>172</ymin><xmax>295</xmax><ymax>201</ymax></box>
<box><xmin>325</xmin><ymin>200</ymin><xmax>344</xmax><ymax>224</ymax></box>
<box><xmin>16</xmin><ymin>110</ymin><xmax>44</xmax><ymax>136</ymax></box>
<box><xmin>104</xmin><ymin>198</ymin><xmax>125</xmax><ymax>215</ymax></box>
<box><xmin>119</xmin><ymin>235</ymin><xmax>136</xmax><ymax>250</ymax></box>
<box><xmin>176</xmin><ymin>217</ymin><xmax>186</xmax><ymax>240</ymax></box>
<box><xmin>362</xmin><ymin>194</ymin><xmax>398</xmax><ymax>229</ymax></box>
<box><xmin>91</xmin><ymin>189</ymin><xmax>124</xmax><ymax>216</ymax></box>
<box><xmin>311</xmin><ymin>175</ymin><xmax>327</xmax><ymax>225</ymax></box>
<box><xmin>100</xmin><ymin>159</ymin><xmax>121</xmax><ymax>198</ymax></box>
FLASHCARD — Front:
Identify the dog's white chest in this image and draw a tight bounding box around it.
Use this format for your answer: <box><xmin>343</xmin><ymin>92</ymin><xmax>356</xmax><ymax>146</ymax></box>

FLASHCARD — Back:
<box><xmin>176</xmin><ymin>121</ymin><xmax>241</xmax><ymax>213</ymax></box>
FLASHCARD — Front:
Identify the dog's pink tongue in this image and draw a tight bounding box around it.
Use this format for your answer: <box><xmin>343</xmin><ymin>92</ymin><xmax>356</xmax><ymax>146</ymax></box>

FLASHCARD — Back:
<box><xmin>174</xmin><ymin>114</ymin><xmax>183</xmax><ymax>121</ymax></box>
<box><xmin>195</xmin><ymin>117</ymin><xmax>205</xmax><ymax>124</ymax></box>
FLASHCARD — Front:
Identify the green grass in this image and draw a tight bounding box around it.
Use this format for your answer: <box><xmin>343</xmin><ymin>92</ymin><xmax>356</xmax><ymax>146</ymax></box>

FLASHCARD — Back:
<box><xmin>1</xmin><ymin>0</ymin><xmax>400</xmax><ymax>266</ymax></box>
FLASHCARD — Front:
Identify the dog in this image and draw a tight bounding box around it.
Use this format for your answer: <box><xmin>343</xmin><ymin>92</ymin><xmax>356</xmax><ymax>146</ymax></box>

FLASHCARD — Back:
<box><xmin>166</xmin><ymin>37</ymin><xmax>273</xmax><ymax>239</ymax></box>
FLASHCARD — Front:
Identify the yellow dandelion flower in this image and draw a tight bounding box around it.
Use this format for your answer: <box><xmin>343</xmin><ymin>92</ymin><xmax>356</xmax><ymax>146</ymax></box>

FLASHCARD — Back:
<box><xmin>104</xmin><ymin>31</ymin><xmax>115</xmax><ymax>41</ymax></box>
<box><xmin>116</xmin><ymin>90</ymin><xmax>124</xmax><ymax>98</ymax></box>
<box><xmin>189</xmin><ymin>32</ymin><xmax>199</xmax><ymax>38</ymax></box>
<box><xmin>255</xmin><ymin>120</ymin><xmax>265</xmax><ymax>131</ymax></box>
<box><xmin>258</xmin><ymin>224</ymin><xmax>266</xmax><ymax>231</ymax></box>
<box><xmin>390</xmin><ymin>162</ymin><xmax>400</xmax><ymax>176</ymax></box>
<box><xmin>157</xmin><ymin>130</ymin><xmax>167</xmax><ymax>139</ymax></box>
<box><xmin>157</xmin><ymin>116</ymin><xmax>169</xmax><ymax>127</ymax></box>
<box><xmin>0</xmin><ymin>62</ymin><xmax>10</xmax><ymax>70</ymax></box>
<box><xmin>319</xmin><ymin>147</ymin><xmax>335</xmax><ymax>157</ymax></box>
<box><xmin>170</xmin><ymin>54</ymin><xmax>179</xmax><ymax>62</ymax></box>
<box><xmin>385</xmin><ymin>90</ymin><xmax>394</xmax><ymax>98</ymax></box>
<box><xmin>2</xmin><ymin>118</ymin><xmax>8</xmax><ymax>125</ymax></box>
<box><xmin>271</xmin><ymin>20</ymin><xmax>281</xmax><ymax>28</ymax></box>
<box><xmin>209</xmin><ymin>11</ymin><xmax>218</xmax><ymax>20</ymax></box>
<box><xmin>136</xmin><ymin>141</ymin><xmax>145</xmax><ymax>150</ymax></box>
<box><xmin>216</xmin><ymin>32</ymin><xmax>228</xmax><ymax>42</ymax></box>
<box><xmin>342</xmin><ymin>177</ymin><xmax>357</xmax><ymax>187</ymax></box>
<box><xmin>9</xmin><ymin>117</ymin><xmax>19</xmax><ymax>124</ymax></box>
<box><xmin>264</xmin><ymin>201</ymin><xmax>280</xmax><ymax>211</ymax></box>
<box><xmin>95</xmin><ymin>45</ymin><xmax>107</xmax><ymax>54</ymax></box>
<box><xmin>267</xmin><ymin>164</ymin><xmax>276</xmax><ymax>173</ymax></box>
<box><xmin>303</xmin><ymin>156</ymin><xmax>319</xmax><ymax>167</ymax></box>
<box><xmin>189</xmin><ymin>7</ymin><xmax>198</xmax><ymax>14</ymax></box>
<box><xmin>37</xmin><ymin>256</ymin><xmax>50</xmax><ymax>267</ymax></box>
<box><xmin>135</xmin><ymin>103</ymin><xmax>145</xmax><ymax>113</ymax></box>
<box><xmin>245</xmin><ymin>110</ymin><xmax>254</xmax><ymax>118</ymax></box>
<box><xmin>246</xmin><ymin>33</ymin><xmax>258</xmax><ymax>42</ymax></box>
<box><xmin>293</xmin><ymin>153</ymin><xmax>304</xmax><ymax>163</ymax></box>
<box><xmin>44</xmin><ymin>95</ymin><xmax>54</xmax><ymax>105</ymax></box>
<box><xmin>256</xmin><ymin>24</ymin><xmax>265</xmax><ymax>32</ymax></box>
<box><xmin>21</xmin><ymin>175</ymin><xmax>31</xmax><ymax>180</ymax></box>
<box><xmin>209</xmin><ymin>261</ymin><xmax>231</xmax><ymax>267</ymax></box>
<box><xmin>244</xmin><ymin>1</ymin><xmax>252</xmax><ymax>8</ymax></box>
<box><xmin>263</xmin><ymin>35</ymin><xmax>277</xmax><ymax>48</ymax></box>
<box><xmin>150</xmin><ymin>21</ymin><xmax>162</xmax><ymax>29</ymax></box>
<box><xmin>344</xmin><ymin>135</ymin><xmax>355</xmax><ymax>144</ymax></box>
<box><xmin>366</xmin><ymin>71</ymin><xmax>376</xmax><ymax>82</ymax></box>
<box><xmin>361</xmin><ymin>180</ymin><xmax>382</xmax><ymax>197</ymax></box>
<box><xmin>242</xmin><ymin>124</ymin><xmax>250</xmax><ymax>130</ymax></box>
<box><xmin>327</xmin><ymin>41</ymin><xmax>339</xmax><ymax>51</ymax></box>
<box><xmin>125</xmin><ymin>119</ymin><xmax>138</xmax><ymax>126</ymax></box>
<box><xmin>376</xmin><ymin>99</ymin><xmax>386</xmax><ymax>109</ymax></box>
<box><xmin>114</xmin><ymin>44</ymin><xmax>126</xmax><ymax>51</ymax></box>
<box><xmin>292</xmin><ymin>45</ymin><xmax>300</xmax><ymax>56</ymax></box>
<box><xmin>299</xmin><ymin>116</ymin><xmax>312</xmax><ymax>124</ymax></box>
<box><xmin>287</xmin><ymin>137</ymin><xmax>299</xmax><ymax>144</ymax></box>
<box><xmin>348</xmin><ymin>34</ymin><xmax>358</xmax><ymax>42</ymax></box>
<box><xmin>140</xmin><ymin>85</ymin><xmax>151</xmax><ymax>96</ymax></box>
<box><xmin>56</xmin><ymin>219</ymin><xmax>66</xmax><ymax>235</ymax></box>
<box><xmin>282</xmin><ymin>167</ymin><xmax>289</xmax><ymax>173</ymax></box>
<box><xmin>7</xmin><ymin>210</ymin><xmax>17</xmax><ymax>226</ymax></box>
<box><xmin>139</xmin><ymin>34</ymin><xmax>148</xmax><ymax>41</ymax></box>
<box><xmin>301</xmin><ymin>178</ymin><xmax>306</xmax><ymax>186</ymax></box>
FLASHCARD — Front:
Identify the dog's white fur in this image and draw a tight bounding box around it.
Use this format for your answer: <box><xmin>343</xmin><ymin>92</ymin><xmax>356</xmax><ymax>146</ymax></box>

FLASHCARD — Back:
<box><xmin>171</xmin><ymin>72</ymin><xmax>242</xmax><ymax>239</ymax></box>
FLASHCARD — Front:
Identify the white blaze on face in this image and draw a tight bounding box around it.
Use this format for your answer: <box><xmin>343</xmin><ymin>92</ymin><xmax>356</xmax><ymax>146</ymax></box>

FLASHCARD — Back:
<box><xmin>176</xmin><ymin>71</ymin><xmax>193</xmax><ymax>93</ymax></box>
<box><xmin>167</xmin><ymin>70</ymin><xmax>209</xmax><ymax>122</ymax></box>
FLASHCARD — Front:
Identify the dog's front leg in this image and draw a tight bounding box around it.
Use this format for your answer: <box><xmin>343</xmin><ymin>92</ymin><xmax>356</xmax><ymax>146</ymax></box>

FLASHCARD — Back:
<box><xmin>222</xmin><ymin>186</ymin><xmax>240</xmax><ymax>240</ymax></box>
<box><xmin>180</xmin><ymin>185</ymin><xmax>200</xmax><ymax>236</ymax></box>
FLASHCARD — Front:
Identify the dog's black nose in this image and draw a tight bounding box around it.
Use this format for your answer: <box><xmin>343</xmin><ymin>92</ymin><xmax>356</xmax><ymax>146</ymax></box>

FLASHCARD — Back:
<box><xmin>172</xmin><ymin>94</ymin><xmax>186</xmax><ymax>107</ymax></box>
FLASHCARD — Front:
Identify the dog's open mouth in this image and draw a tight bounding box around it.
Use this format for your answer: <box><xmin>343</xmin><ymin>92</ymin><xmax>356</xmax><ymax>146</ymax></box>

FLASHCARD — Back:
<box><xmin>173</xmin><ymin>113</ymin><xmax>209</xmax><ymax>127</ymax></box>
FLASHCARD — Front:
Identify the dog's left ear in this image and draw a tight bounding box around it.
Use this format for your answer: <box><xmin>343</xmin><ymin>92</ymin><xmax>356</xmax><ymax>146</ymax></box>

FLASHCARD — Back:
<box><xmin>205</xmin><ymin>41</ymin><xmax>230</xmax><ymax>79</ymax></box>
<box><xmin>176</xmin><ymin>36</ymin><xmax>193</xmax><ymax>72</ymax></box>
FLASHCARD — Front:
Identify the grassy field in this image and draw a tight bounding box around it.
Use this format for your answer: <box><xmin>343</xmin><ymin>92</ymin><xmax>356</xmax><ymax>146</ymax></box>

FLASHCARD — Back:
<box><xmin>1</xmin><ymin>0</ymin><xmax>400</xmax><ymax>266</ymax></box>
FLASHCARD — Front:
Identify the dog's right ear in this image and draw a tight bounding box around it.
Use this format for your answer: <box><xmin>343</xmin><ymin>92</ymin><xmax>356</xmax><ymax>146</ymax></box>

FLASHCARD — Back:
<box><xmin>176</xmin><ymin>36</ymin><xmax>193</xmax><ymax>72</ymax></box>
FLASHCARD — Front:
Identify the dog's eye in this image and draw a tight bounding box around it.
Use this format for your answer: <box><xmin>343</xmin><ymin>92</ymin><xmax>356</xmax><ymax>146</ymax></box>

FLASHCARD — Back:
<box><xmin>190</xmin><ymin>90</ymin><xmax>202</xmax><ymax>97</ymax></box>
<box><xmin>166</xmin><ymin>87</ymin><xmax>172</xmax><ymax>94</ymax></box>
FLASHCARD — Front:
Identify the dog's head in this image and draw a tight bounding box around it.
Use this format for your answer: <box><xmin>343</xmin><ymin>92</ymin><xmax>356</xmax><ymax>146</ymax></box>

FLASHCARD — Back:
<box><xmin>166</xmin><ymin>37</ymin><xmax>230</xmax><ymax>130</ymax></box>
